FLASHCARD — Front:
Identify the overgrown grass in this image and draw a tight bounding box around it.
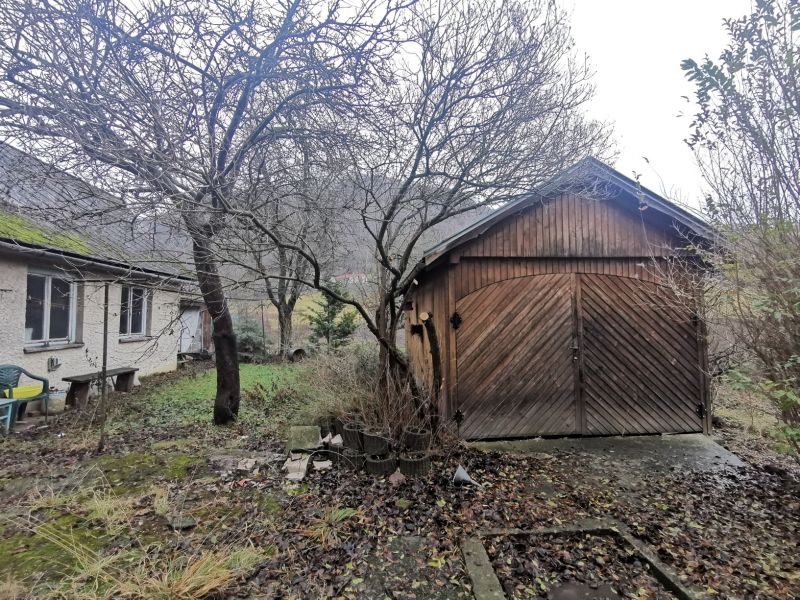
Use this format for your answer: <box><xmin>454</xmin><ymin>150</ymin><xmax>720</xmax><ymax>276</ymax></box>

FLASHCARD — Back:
<box><xmin>109</xmin><ymin>363</ymin><xmax>320</xmax><ymax>434</ymax></box>
<box><xmin>715</xmin><ymin>379</ymin><xmax>796</xmax><ymax>455</ymax></box>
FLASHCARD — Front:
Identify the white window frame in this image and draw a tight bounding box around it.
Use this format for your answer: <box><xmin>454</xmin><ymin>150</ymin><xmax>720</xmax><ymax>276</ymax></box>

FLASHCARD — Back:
<box><xmin>119</xmin><ymin>285</ymin><xmax>149</xmax><ymax>338</ymax></box>
<box><xmin>25</xmin><ymin>271</ymin><xmax>77</xmax><ymax>346</ymax></box>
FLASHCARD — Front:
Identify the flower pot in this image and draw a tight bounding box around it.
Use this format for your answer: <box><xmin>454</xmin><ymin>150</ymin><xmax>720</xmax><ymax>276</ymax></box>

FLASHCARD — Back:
<box><xmin>398</xmin><ymin>451</ymin><xmax>431</xmax><ymax>477</ymax></box>
<box><xmin>48</xmin><ymin>392</ymin><xmax>67</xmax><ymax>414</ymax></box>
<box><xmin>327</xmin><ymin>444</ymin><xmax>345</xmax><ymax>465</ymax></box>
<box><xmin>24</xmin><ymin>399</ymin><xmax>42</xmax><ymax>416</ymax></box>
<box><xmin>365</xmin><ymin>454</ymin><xmax>396</xmax><ymax>477</ymax></box>
<box><xmin>403</xmin><ymin>427</ymin><xmax>432</xmax><ymax>451</ymax></box>
<box><xmin>343</xmin><ymin>448</ymin><xmax>365</xmax><ymax>471</ymax></box>
<box><xmin>318</xmin><ymin>417</ymin><xmax>332</xmax><ymax>439</ymax></box>
<box><xmin>333</xmin><ymin>416</ymin><xmax>346</xmax><ymax>436</ymax></box>
<box><xmin>362</xmin><ymin>431</ymin><xmax>390</xmax><ymax>456</ymax></box>
<box><xmin>342</xmin><ymin>422</ymin><xmax>364</xmax><ymax>450</ymax></box>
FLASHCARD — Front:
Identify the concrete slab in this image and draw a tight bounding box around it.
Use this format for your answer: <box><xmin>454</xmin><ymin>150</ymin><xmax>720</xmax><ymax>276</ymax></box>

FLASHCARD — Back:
<box><xmin>284</xmin><ymin>453</ymin><xmax>311</xmax><ymax>482</ymax></box>
<box><xmin>461</xmin><ymin>537</ymin><xmax>505</xmax><ymax>600</ymax></box>
<box><xmin>470</xmin><ymin>434</ymin><xmax>744</xmax><ymax>474</ymax></box>
<box><xmin>287</xmin><ymin>425</ymin><xmax>321</xmax><ymax>451</ymax></box>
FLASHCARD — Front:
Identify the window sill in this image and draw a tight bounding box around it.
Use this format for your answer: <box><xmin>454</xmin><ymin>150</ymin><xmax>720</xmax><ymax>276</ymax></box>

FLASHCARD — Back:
<box><xmin>118</xmin><ymin>336</ymin><xmax>152</xmax><ymax>344</ymax></box>
<box><xmin>24</xmin><ymin>342</ymin><xmax>84</xmax><ymax>354</ymax></box>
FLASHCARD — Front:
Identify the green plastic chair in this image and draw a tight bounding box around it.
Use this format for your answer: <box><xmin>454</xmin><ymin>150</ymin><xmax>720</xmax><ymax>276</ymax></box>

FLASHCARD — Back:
<box><xmin>0</xmin><ymin>365</ymin><xmax>49</xmax><ymax>434</ymax></box>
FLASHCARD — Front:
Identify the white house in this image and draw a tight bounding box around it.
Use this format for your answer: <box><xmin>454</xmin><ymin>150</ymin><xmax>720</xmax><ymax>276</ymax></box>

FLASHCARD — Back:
<box><xmin>0</xmin><ymin>142</ymin><xmax>200</xmax><ymax>394</ymax></box>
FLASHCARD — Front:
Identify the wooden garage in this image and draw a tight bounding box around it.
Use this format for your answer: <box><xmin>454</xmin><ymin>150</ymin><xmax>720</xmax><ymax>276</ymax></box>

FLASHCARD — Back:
<box><xmin>405</xmin><ymin>158</ymin><xmax>712</xmax><ymax>439</ymax></box>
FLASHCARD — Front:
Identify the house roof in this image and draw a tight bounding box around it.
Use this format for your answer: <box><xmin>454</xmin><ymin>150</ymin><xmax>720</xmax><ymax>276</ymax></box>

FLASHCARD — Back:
<box><xmin>0</xmin><ymin>142</ymin><xmax>194</xmax><ymax>282</ymax></box>
<box><xmin>423</xmin><ymin>156</ymin><xmax>713</xmax><ymax>265</ymax></box>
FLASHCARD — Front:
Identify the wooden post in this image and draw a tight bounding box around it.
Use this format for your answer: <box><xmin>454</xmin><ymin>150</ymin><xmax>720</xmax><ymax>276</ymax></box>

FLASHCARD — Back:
<box><xmin>97</xmin><ymin>282</ymin><xmax>109</xmax><ymax>452</ymax></box>
<box><xmin>420</xmin><ymin>312</ymin><xmax>441</xmax><ymax>427</ymax></box>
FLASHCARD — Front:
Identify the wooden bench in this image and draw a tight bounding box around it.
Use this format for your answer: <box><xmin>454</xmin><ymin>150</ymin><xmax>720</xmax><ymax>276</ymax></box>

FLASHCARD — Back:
<box><xmin>63</xmin><ymin>367</ymin><xmax>139</xmax><ymax>406</ymax></box>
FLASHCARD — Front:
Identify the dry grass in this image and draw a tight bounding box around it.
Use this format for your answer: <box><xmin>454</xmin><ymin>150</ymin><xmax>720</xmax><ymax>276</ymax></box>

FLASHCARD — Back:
<box><xmin>148</xmin><ymin>485</ymin><xmax>170</xmax><ymax>517</ymax></box>
<box><xmin>0</xmin><ymin>576</ymin><xmax>28</xmax><ymax>600</ymax></box>
<box><xmin>25</xmin><ymin>482</ymin><xmax>135</xmax><ymax>535</ymax></box>
<box><xmin>304</xmin><ymin>342</ymin><xmax>431</xmax><ymax>436</ymax></box>
<box><xmin>715</xmin><ymin>380</ymin><xmax>781</xmax><ymax>434</ymax></box>
<box><xmin>26</xmin><ymin>486</ymin><xmax>81</xmax><ymax>513</ymax></box>
<box><xmin>83</xmin><ymin>489</ymin><xmax>136</xmax><ymax>534</ymax></box>
<box><xmin>33</xmin><ymin>523</ymin><xmax>270</xmax><ymax>600</ymax></box>
<box><xmin>111</xmin><ymin>547</ymin><xmax>266</xmax><ymax>600</ymax></box>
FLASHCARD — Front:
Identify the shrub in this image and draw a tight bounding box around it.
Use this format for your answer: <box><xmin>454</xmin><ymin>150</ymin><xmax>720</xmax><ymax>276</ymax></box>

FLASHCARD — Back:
<box><xmin>234</xmin><ymin>318</ymin><xmax>269</xmax><ymax>360</ymax></box>
<box><xmin>303</xmin><ymin>342</ymin><xmax>426</xmax><ymax>439</ymax></box>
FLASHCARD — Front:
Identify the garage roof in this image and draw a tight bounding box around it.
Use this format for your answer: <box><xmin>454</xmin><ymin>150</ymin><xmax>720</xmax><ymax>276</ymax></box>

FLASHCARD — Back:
<box><xmin>423</xmin><ymin>157</ymin><xmax>713</xmax><ymax>266</ymax></box>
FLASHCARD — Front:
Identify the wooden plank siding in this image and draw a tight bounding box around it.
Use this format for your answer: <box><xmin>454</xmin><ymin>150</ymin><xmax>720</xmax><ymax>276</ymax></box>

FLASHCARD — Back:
<box><xmin>459</xmin><ymin>193</ymin><xmax>677</xmax><ymax>259</ymax></box>
<box><xmin>405</xmin><ymin>190</ymin><xmax>708</xmax><ymax>438</ymax></box>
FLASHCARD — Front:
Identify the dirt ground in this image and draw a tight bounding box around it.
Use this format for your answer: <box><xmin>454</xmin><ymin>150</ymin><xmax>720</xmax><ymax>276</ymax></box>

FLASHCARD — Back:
<box><xmin>0</xmin><ymin>369</ymin><xmax>798</xmax><ymax>599</ymax></box>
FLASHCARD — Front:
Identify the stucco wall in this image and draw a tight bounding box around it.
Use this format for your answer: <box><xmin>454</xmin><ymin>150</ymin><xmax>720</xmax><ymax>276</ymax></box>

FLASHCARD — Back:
<box><xmin>0</xmin><ymin>254</ymin><xmax>180</xmax><ymax>393</ymax></box>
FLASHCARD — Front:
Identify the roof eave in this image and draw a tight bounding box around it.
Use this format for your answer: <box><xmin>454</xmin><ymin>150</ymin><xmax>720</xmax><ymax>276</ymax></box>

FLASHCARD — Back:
<box><xmin>0</xmin><ymin>237</ymin><xmax>195</xmax><ymax>283</ymax></box>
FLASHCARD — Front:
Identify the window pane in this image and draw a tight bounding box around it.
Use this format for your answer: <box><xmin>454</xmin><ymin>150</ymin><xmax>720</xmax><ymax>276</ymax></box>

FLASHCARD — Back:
<box><xmin>131</xmin><ymin>288</ymin><xmax>145</xmax><ymax>334</ymax></box>
<box><xmin>49</xmin><ymin>278</ymin><xmax>72</xmax><ymax>339</ymax></box>
<box><xmin>119</xmin><ymin>286</ymin><xmax>130</xmax><ymax>334</ymax></box>
<box><xmin>25</xmin><ymin>274</ymin><xmax>46</xmax><ymax>341</ymax></box>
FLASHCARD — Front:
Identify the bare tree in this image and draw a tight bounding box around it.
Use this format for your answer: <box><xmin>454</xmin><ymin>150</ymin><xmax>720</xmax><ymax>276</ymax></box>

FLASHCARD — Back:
<box><xmin>231</xmin><ymin>0</ymin><xmax>613</xmax><ymax>414</ymax></box>
<box><xmin>222</xmin><ymin>143</ymin><xmax>342</xmax><ymax>357</ymax></box>
<box><xmin>0</xmin><ymin>0</ymin><xmax>402</xmax><ymax>423</ymax></box>
<box><xmin>683</xmin><ymin>0</ymin><xmax>800</xmax><ymax>453</ymax></box>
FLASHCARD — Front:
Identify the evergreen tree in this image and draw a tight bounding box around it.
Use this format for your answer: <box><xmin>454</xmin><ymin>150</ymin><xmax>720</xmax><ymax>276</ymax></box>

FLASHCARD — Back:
<box><xmin>308</xmin><ymin>282</ymin><xmax>359</xmax><ymax>348</ymax></box>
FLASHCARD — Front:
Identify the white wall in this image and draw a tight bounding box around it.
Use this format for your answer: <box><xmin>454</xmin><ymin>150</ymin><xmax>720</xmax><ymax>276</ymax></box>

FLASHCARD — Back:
<box><xmin>0</xmin><ymin>254</ymin><xmax>180</xmax><ymax>392</ymax></box>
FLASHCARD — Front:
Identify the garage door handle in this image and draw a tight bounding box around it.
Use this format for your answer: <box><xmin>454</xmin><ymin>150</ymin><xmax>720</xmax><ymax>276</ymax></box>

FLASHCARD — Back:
<box><xmin>571</xmin><ymin>344</ymin><xmax>579</xmax><ymax>360</ymax></box>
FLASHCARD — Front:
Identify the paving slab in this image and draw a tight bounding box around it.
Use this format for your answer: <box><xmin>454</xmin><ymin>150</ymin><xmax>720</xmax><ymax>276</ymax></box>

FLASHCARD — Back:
<box><xmin>287</xmin><ymin>425</ymin><xmax>322</xmax><ymax>451</ymax></box>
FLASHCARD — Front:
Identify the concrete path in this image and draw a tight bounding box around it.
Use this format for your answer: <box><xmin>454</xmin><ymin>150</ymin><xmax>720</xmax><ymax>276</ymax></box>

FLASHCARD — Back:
<box><xmin>470</xmin><ymin>433</ymin><xmax>744</xmax><ymax>476</ymax></box>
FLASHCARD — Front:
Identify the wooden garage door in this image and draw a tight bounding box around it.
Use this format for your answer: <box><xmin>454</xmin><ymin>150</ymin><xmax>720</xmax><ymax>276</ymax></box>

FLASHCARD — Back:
<box><xmin>454</xmin><ymin>273</ymin><xmax>703</xmax><ymax>438</ymax></box>
<box><xmin>579</xmin><ymin>274</ymin><xmax>703</xmax><ymax>434</ymax></box>
<box><xmin>456</xmin><ymin>274</ymin><xmax>577</xmax><ymax>438</ymax></box>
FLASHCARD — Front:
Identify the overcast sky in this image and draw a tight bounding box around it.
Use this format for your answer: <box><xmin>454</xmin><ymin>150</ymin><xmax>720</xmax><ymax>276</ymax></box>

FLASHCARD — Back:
<box><xmin>567</xmin><ymin>0</ymin><xmax>751</xmax><ymax>210</ymax></box>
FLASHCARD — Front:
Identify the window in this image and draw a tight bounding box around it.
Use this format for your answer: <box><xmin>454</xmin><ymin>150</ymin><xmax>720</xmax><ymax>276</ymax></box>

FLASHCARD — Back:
<box><xmin>25</xmin><ymin>273</ymin><xmax>75</xmax><ymax>344</ymax></box>
<box><xmin>119</xmin><ymin>285</ymin><xmax>148</xmax><ymax>336</ymax></box>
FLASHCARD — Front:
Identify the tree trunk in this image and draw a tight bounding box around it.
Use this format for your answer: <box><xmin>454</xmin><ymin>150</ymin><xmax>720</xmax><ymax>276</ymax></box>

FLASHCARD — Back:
<box><xmin>192</xmin><ymin>234</ymin><xmax>240</xmax><ymax>425</ymax></box>
<box><xmin>278</xmin><ymin>305</ymin><xmax>293</xmax><ymax>359</ymax></box>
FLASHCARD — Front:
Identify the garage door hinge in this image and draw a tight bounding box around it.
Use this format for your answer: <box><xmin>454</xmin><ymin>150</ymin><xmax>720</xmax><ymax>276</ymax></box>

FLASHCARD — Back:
<box><xmin>450</xmin><ymin>312</ymin><xmax>462</xmax><ymax>329</ymax></box>
<box><xmin>696</xmin><ymin>402</ymin><xmax>706</xmax><ymax>419</ymax></box>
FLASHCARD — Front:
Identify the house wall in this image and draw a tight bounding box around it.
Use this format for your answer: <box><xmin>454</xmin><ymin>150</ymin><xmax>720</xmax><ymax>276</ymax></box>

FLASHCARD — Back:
<box><xmin>0</xmin><ymin>254</ymin><xmax>180</xmax><ymax>392</ymax></box>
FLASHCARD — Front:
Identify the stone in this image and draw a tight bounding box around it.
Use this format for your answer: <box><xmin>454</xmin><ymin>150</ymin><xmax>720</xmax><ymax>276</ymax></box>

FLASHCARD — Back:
<box><xmin>166</xmin><ymin>513</ymin><xmax>197</xmax><ymax>530</ymax></box>
<box><xmin>313</xmin><ymin>460</ymin><xmax>332</xmax><ymax>471</ymax></box>
<box><xmin>548</xmin><ymin>582</ymin><xmax>619</xmax><ymax>599</ymax></box>
<box><xmin>209</xmin><ymin>451</ymin><xmax>285</xmax><ymax>473</ymax></box>
<box><xmin>284</xmin><ymin>453</ymin><xmax>311</xmax><ymax>482</ymax></box>
<box><xmin>287</xmin><ymin>426</ymin><xmax>322</xmax><ymax>451</ymax></box>
<box><xmin>237</xmin><ymin>458</ymin><xmax>258</xmax><ymax>472</ymax></box>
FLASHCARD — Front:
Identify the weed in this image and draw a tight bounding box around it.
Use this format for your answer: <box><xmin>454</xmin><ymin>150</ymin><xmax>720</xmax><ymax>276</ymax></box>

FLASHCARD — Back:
<box><xmin>302</xmin><ymin>507</ymin><xmax>361</xmax><ymax>548</ymax></box>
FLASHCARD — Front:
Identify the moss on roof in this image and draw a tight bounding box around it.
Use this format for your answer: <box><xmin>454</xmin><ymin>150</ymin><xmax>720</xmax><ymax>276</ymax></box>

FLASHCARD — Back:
<box><xmin>0</xmin><ymin>207</ymin><xmax>93</xmax><ymax>256</ymax></box>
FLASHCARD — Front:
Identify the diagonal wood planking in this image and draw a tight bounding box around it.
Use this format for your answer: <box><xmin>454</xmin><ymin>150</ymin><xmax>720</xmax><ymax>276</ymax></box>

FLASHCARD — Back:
<box><xmin>453</xmin><ymin>272</ymin><xmax>702</xmax><ymax>438</ymax></box>
<box><xmin>580</xmin><ymin>274</ymin><xmax>702</xmax><ymax>435</ymax></box>
<box><xmin>456</xmin><ymin>274</ymin><xmax>577</xmax><ymax>439</ymax></box>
